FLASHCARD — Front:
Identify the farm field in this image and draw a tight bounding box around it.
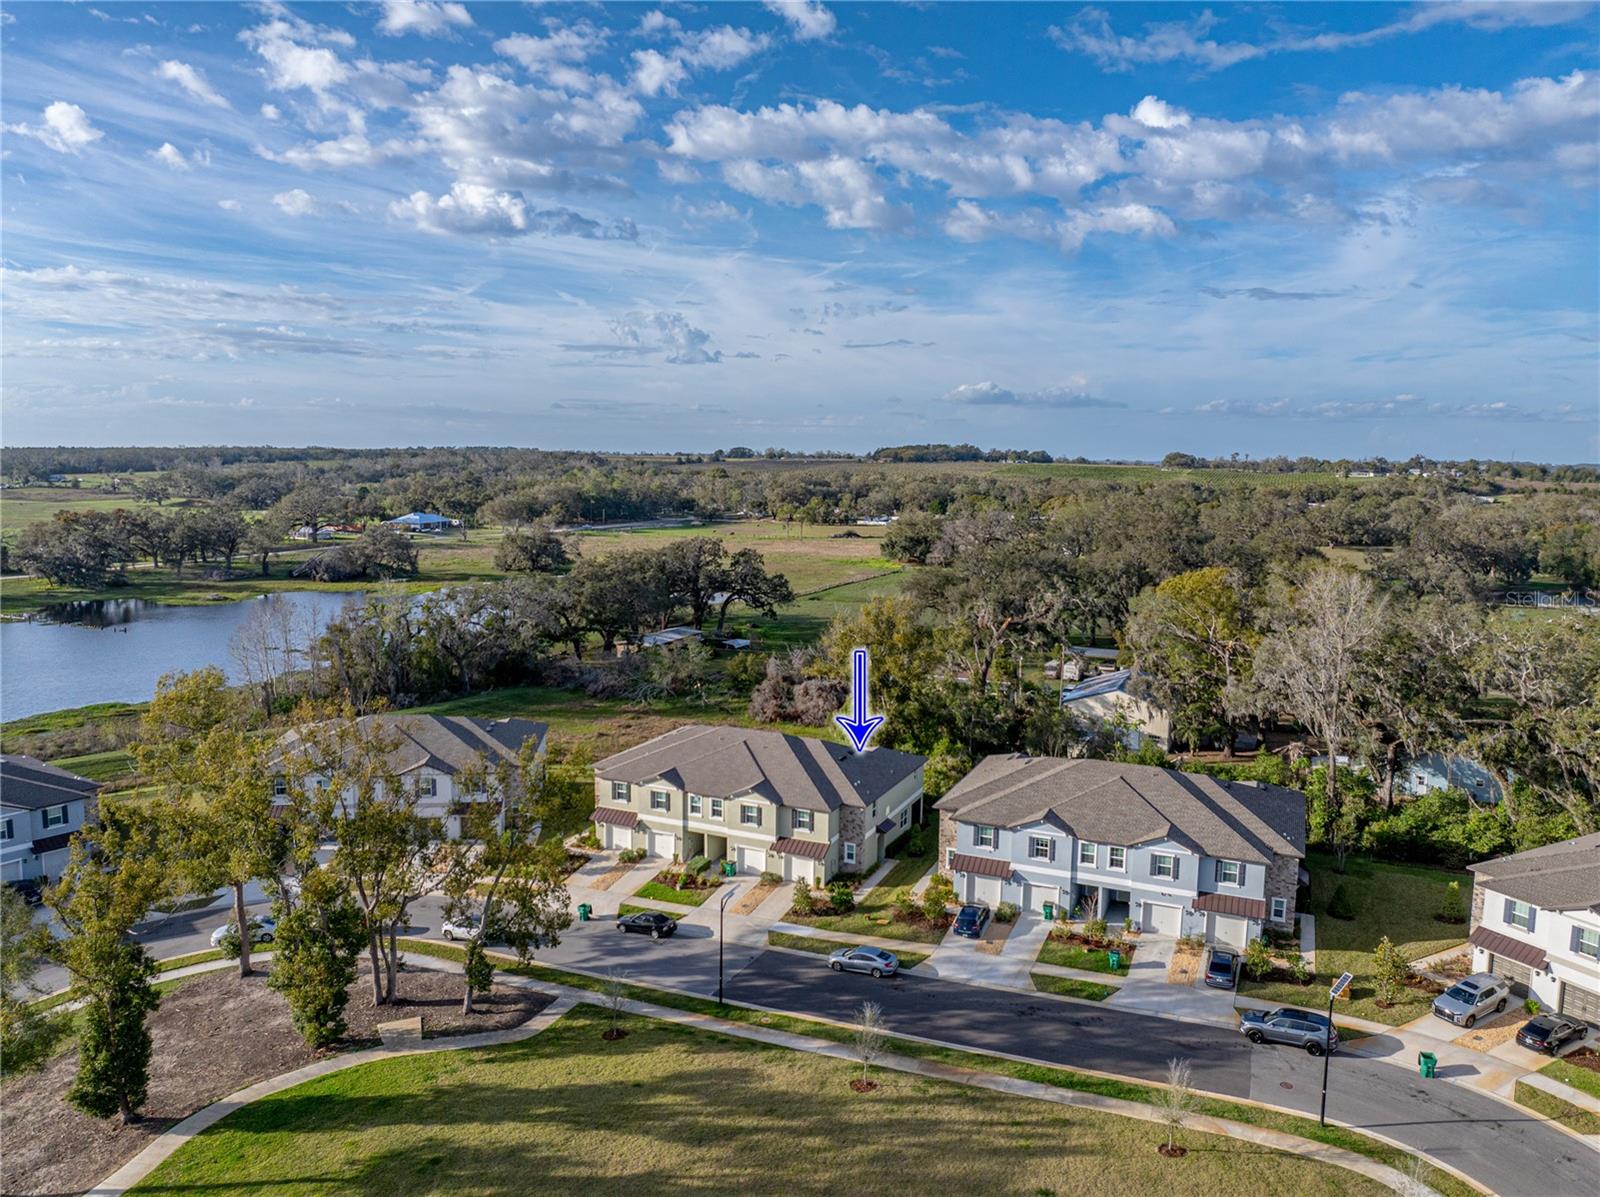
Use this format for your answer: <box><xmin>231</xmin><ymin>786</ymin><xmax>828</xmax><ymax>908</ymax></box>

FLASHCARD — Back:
<box><xmin>128</xmin><ymin>1005</ymin><xmax>1390</xmax><ymax>1197</ymax></box>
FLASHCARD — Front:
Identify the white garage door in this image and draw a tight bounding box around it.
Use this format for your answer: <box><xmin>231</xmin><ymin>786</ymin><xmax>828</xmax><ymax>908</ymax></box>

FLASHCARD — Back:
<box><xmin>737</xmin><ymin>846</ymin><xmax>767</xmax><ymax>875</ymax></box>
<box><xmin>1208</xmin><ymin>913</ymin><xmax>1249</xmax><ymax>948</ymax></box>
<box><xmin>1143</xmin><ymin>902</ymin><xmax>1182</xmax><ymax>936</ymax></box>
<box><xmin>1023</xmin><ymin>882</ymin><xmax>1057</xmax><ymax>914</ymax></box>
<box><xmin>968</xmin><ymin>875</ymin><xmax>1003</xmax><ymax>907</ymax></box>
<box><xmin>783</xmin><ymin>855</ymin><xmax>814</xmax><ymax>883</ymax></box>
<box><xmin>604</xmin><ymin>824</ymin><xmax>632</xmax><ymax>852</ymax></box>
<box><xmin>648</xmin><ymin>830</ymin><xmax>675</xmax><ymax>858</ymax></box>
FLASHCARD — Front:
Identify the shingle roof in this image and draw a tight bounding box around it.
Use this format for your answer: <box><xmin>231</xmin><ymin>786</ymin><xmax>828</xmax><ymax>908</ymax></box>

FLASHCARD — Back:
<box><xmin>935</xmin><ymin>755</ymin><xmax>1305</xmax><ymax>864</ymax></box>
<box><xmin>0</xmin><ymin>755</ymin><xmax>101</xmax><ymax>812</ymax></box>
<box><xmin>594</xmin><ymin>725</ymin><xmax>925</xmax><ymax>813</ymax></box>
<box><xmin>272</xmin><ymin>715</ymin><xmax>547</xmax><ymax>778</ymax></box>
<box><xmin>1469</xmin><ymin>833</ymin><xmax>1600</xmax><ymax>912</ymax></box>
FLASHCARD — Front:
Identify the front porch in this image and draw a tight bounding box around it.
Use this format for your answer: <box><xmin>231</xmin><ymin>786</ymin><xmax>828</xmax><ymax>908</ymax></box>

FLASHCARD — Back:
<box><xmin>1072</xmin><ymin>884</ymin><xmax>1132</xmax><ymax>926</ymax></box>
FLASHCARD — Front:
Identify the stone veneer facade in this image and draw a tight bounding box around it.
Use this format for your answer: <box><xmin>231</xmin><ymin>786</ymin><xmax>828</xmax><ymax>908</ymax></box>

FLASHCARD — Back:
<box><xmin>839</xmin><ymin>806</ymin><xmax>867</xmax><ymax>875</ymax></box>
<box><xmin>1263</xmin><ymin>852</ymin><xmax>1301</xmax><ymax>931</ymax></box>
<box><xmin>937</xmin><ymin>812</ymin><xmax>959</xmax><ymax>877</ymax></box>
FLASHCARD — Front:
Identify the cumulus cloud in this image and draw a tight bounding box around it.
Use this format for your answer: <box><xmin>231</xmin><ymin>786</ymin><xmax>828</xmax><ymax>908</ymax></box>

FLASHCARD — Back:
<box><xmin>155</xmin><ymin>60</ymin><xmax>230</xmax><ymax>108</ymax></box>
<box><xmin>630</xmin><ymin>25</ymin><xmax>770</xmax><ymax>97</ymax></box>
<box><xmin>390</xmin><ymin>183</ymin><xmax>639</xmax><ymax>240</ymax></box>
<box><xmin>273</xmin><ymin>188</ymin><xmax>317</xmax><ymax>216</ymax></box>
<box><xmin>561</xmin><ymin>311</ymin><xmax>723</xmax><ymax>364</ymax></box>
<box><xmin>377</xmin><ymin>1</ymin><xmax>472</xmax><ymax>37</ymax></box>
<box><xmin>5</xmin><ymin>101</ymin><xmax>103</xmax><ymax>154</ymax></box>
<box><xmin>944</xmin><ymin>380</ymin><xmax>1125</xmax><ymax>408</ymax></box>
<box><xmin>150</xmin><ymin>142</ymin><xmax>191</xmax><ymax>170</ymax></box>
<box><xmin>763</xmin><ymin>1</ymin><xmax>837</xmax><ymax>42</ymax></box>
<box><xmin>238</xmin><ymin>10</ymin><xmax>354</xmax><ymax>96</ymax></box>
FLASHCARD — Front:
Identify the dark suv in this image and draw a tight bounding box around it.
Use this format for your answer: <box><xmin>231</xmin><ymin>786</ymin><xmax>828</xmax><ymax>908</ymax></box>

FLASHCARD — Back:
<box><xmin>5</xmin><ymin>878</ymin><xmax>45</xmax><ymax>907</ymax></box>
<box><xmin>952</xmin><ymin>904</ymin><xmax>991</xmax><ymax>938</ymax></box>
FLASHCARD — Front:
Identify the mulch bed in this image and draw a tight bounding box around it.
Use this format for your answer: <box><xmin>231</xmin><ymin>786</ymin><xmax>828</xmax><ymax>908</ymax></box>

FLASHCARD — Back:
<box><xmin>1049</xmin><ymin>929</ymin><xmax>1137</xmax><ymax>959</ymax></box>
<box><xmin>1</xmin><ymin>961</ymin><xmax>550</xmax><ymax>1197</ymax></box>
<box><xmin>1560</xmin><ymin>1047</ymin><xmax>1600</xmax><ymax>1075</ymax></box>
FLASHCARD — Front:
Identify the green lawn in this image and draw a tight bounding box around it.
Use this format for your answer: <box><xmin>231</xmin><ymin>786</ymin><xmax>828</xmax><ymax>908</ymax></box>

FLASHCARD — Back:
<box><xmin>130</xmin><ymin>1005</ymin><xmax>1392</xmax><ymax>1197</ymax></box>
<box><xmin>47</xmin><ymin>749</ymin><xmax>136</xmax><ymax>783</ymax></box>
<box><xmin>1514</xmin><ymin>1080</ymin><xmax>1600</xmax><ymax>1135</ymax></box>
<box><xmin>616</xmin><ymin>903</ymin><xmax>680</xmax><ymax>921</ymax></box>
<box><xmin>787</xmin><ymin>820</ymin><xmax>944</xmax><ymax>944</ymax></box>
<box><xmin>633</xmin><ymin>879</ymin><xmax>719</xmax><ymax>907</ymax></box>
<box><xmin>1036</xmin><ymin>937</ymin><xmax>1131</xmax><ymax>976</ymax></box>
<box><xmin>1241</xmin><ymin>853</ymin><xmax>1471</xmax><ymax>1025</ymax></box>
<box><xmin>1030</xmin><ymin>972</ymin><xmax>1118</xmax><ymax>1001</ymax></box>
<box><xmin>1539</xmin><ymin>1058</ymin><xmax>1600</xmax><ymax>1101</ymax></box>
<box><xmin>767</xmin><ymin>930</ymin><xmax>931</xmax><ymax>969</ymax></box>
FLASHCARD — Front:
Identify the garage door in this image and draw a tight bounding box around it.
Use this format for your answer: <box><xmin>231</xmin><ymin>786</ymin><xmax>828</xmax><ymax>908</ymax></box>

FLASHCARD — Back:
<box><xmin>737</xmin><ymin>846</ymin><xmax>766</xmax><ymax>875</ymax></box>
<box><xmin>604</xmin><ymin>824</ymin><xmax>632</xmax><ymax>852</ymax></box>
<box><xmin>1559</xmin><ymin>982</ymin><xmax>1600</xmax><ymax>1026</ymax></box>
<box><xmin>1023</xmin><ymin>882</ymin><xmax>1057</xmax><ymax>914</ymax></box>
<box><xmin>1142</xmin><ymin>902</ymin><xmax>1182</xmax><ymax>936</ymax></box>
<box><xmin>968</xmin><ymin>875</ymin><xmax>1003</xmax><ymax>907</ymax></box>
<box><xmin>648</xmin><ymin>830</ymin><xmax>675</xmax><ymax>859</ymax></box>
<box><xmin>1208</xmin><ymin>913</ymin><xmax>1249</xmax><ymax>948</ymax></box>
<box><xmin>783</xmin><ymin>854</ymin><xmax>814</xmax><ymax>883</ymax></box>
<box><xmin>1487</xmin><ymin>953</ymin><xmax>1533</xmax><ymax>996</ymax></box>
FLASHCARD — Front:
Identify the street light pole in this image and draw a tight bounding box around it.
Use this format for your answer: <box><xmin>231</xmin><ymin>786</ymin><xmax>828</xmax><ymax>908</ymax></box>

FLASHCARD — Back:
<box><xmin>718</xmin><ymin>884</ymin><xmax>737</xmax><ymax>1007</ymax></box>
<box><xmin>1322</xmin><ymin>971</ymin><xmax>1353</xmax><ymax>1127</ymax></box>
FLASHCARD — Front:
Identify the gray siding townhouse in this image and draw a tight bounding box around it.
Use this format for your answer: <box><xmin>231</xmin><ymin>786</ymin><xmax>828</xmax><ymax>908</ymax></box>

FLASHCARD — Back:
<box><xmin>270</xmin><ymin>715</ymin><xmax>548</xmax><ymax>836</ymax></box>
<box><xmin>936</xmin><ymin>755</ymin><xmax>1306</xmax><ymax>944</ymax></box>
<box><xmin>591</xmin><ymin>725</ymin><xmax>926</xmax><ymax>883</ymax></box>
<box><xmin>1</xmin><ymin>754</ymin><xmax>100</xmax><ymax>883</ymax></box>
<box><xmin>1468</xmin><ymin>834</ymin><xmax>1600</xmax><ymax>1025</ymax></box>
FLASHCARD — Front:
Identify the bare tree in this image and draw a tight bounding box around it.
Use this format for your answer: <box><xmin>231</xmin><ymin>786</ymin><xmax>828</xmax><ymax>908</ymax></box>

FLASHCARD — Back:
<box><xmin>1236</xmin><ymin>568</ymin><xmax>1387</xmax><ymax>817</ymax></box>
<box><xmin>599</xmin><ymin>969</ymin><xmax>630</xmax><ymax>1040</ymax></box>
<box><xmin>1157</xmin><ymin>1056</ymin><xmax>1195</xmax><ymax>1155</ymax></box>
<box><xmin>230</xmin><ymin>594</ymin><xmax>299</xmax><ymax>717</ymax></box>
<box><xmin>854</xmin><ymin>999</ymin><xmax>887</xmax><ymax>1089</ymax></box>
<box><xmin>1396</xmin><ymin>1155</ymin><xmax>1443</xmax><ymax>1197</ymax></box>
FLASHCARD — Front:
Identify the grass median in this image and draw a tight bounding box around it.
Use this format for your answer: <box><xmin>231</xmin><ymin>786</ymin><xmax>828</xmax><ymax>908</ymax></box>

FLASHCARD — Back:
<box><xmin>766</xmin><ymin>930</ymin><xmax>930</xmax><ymax>969</ymax></box>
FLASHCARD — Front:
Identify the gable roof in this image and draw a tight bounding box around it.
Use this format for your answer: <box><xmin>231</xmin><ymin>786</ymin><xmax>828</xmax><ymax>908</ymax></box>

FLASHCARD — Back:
<box><xmin>935</xmin><ymin>755</ymin><xmax>1305</xmax><ymax>864</ymax></box>
<box><xmin>0</xmin><ymin>754</ymin><xmax>101</xmax><ymax>812</ymax></box>
<box><xmin>1469</xmin><ymin>833</ymin><xmax>1600</xmax><ymax>911</ymax></box>
<box><xmin>594</xmin><ymin>724</ymin><xmax>925</xmax><ymax>813</ymax></box>
<box><xmin>273</xmin><ymin>715</ymin><xmax>547</xmax><ymax>779</ymax></box>
<box><xmin>1060</xmin><ymin>668</ymin><xmax>1135</xmax><ymax>703</ymax></box>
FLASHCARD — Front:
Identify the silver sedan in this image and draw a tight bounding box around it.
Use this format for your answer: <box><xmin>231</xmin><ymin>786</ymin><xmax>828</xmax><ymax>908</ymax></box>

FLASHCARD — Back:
<box><xmin>827</xmin><ymin>946</ymin><xmax>900</xmax><ymax>978</ymax></box>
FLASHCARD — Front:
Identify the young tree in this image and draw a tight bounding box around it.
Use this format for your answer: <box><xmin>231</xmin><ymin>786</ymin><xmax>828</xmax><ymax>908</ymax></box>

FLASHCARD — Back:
<box><xmin>1158</xmin><ymin>1057</ymin><xmax>1195</xmax><ymax>1155</ymax></box>
<box><xmin>599</xmin><ymin>969</ymin><xmax>631</xmax><ymax>1040</ymax></box>
<box><xmin>1372</xmin><ymin>935</ymin><xmax>1412</xmax><ymax>1007</ymax></box>
<box><xmin>1</xmin><ymin>886</ymin><xmax>69</xmax><ymax>1075</ymax></box>
<box><xmin>49</xmin><ymin>806</ymin><xmax>171</xmax><ymax>1122</ymax></box>
<box><xmin>267</xmin><ymin>866</ymin><xmax>367</xmax><ymax>1049</ymax></box>
<box><xmin>854</xmin><ymin>999</ymin><xmax>886</xmax><ymax>1089</ymax></box>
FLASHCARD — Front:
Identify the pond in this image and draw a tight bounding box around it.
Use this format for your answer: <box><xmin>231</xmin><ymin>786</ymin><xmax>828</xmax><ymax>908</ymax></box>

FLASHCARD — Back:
<box><xmin>1</xmin><ymin>590</ymin><xmax>361</xmax><ymax>721</ymax></box>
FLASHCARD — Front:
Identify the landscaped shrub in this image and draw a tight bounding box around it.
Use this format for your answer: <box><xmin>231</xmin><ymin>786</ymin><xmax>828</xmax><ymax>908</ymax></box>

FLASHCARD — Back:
<box><xmin>684</xmin><ymin>856</ymin><xmax>710</xmax><ymax>877</ymax></box>
<box><xmin>1524</xmin><ymin>997</ymin><xmax>1541</xmax><ymax>1015</ymax></box>
<box><xmin>1372</xmin><ymin>935</ymin><xmax>1411</xmax><ymax>1007</ymax></box>
<box><xmin>578</xmin><ymin>825</ymin><xmax>601</xmax><ymax>850</ymax></box>
<box><xmin>921</xmin><ymin>873</ymin><xmax>956</xmax><ymax>922</ymax></box>
<box><xmin>1242</xmin><ymin>937</ymin><xmax>1273</xmax><ymax>981</ymax></box>
<box><xmin>905</xmin><ymin>825</ymin><xmax>928</xmax><ymax>856</ymax></box>
<box><xmin>1084</xmin><ymin>917</ymin><xmax>1109</xmax><ymax>943</ymax></box>
<box><xmin>1122</xmin><ymin>916</ymin><xmax>1134</xmax><ymax>935</ymax></box>
<box><xmin>1290</xmin><ymin>954</ymin><xmax>1313</xmax><ymax>984</ymax></box>
<box><xmin>892</xmin><ymin>893</ymin><xmax>920</xmax><ymax>922</ymax></box>
<box><xmin>759</xmin><ymin>871</ymin><xmax>783</xmax><ymax>886</ymax></box>
<box><xmin>1325</xmin><ymin>882</ymin><xmax>1356</xmax><ymax>920</ymax></box>
<box><xmin>618</xmin><ymin>847</ymin><xmax>646</xmax><ymax>864</ymax></box>
<box><xmin>1437</xmin><ymin>880</ymin><xmax>1466</xmax><ymax>924</ymax></box>
<box><xmin>995</xmin><ymin>901</ymin><xmax>1019</xmax><ymax>924</ymax></box>
<box><xmin>791</xmin><ymin>878</ymin><xmax>816</xmax><ymax>916</ymax></box>
<box><xmin>827</xmin><ymin>881</ymin><xmax>856</xmax><ymax>914</ymax></box>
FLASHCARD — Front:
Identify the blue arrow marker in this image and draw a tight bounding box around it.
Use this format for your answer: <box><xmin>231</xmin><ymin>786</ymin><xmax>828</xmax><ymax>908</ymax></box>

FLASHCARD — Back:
<box><xmin>835</xmin><ymin>647</ymin><xmax>885</xmax><ymax>753</ymax></box>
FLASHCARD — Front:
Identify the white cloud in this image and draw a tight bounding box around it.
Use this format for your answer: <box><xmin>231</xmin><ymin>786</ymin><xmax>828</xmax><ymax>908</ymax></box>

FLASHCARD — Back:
<box><xmin>273</xmin><ymin>188</ymin><xmax>317</xmax><ymax>216</ymax></box>
<box><xmin>239</xmin><ymin>12</ymin><xmax>353</xmax><ymax>96</ymax></box>
<box><xmin>630</xmin><ymin>25</ymin><xmax>769</xmax><ymax>97</ymax></box>
<box><xmin>610</xmin><ymin>310</ymin><xmax>723</xmax><ymax>364</ymax></box>
<box><xmin>217</xmin><ymin>198</ymin><xmax>241</xmax><ymax>211</ymax></box>
<box><xmin>493</xmin><ymin>23</ymin><xmax>608</xmax><ymax>74</ymax></box>
<box><xmin>4</xmin><ymin>101</ymin><xmax>103</xmax><ymax>154</ymax></box>
<box><xmin>155</xmin><ymin>60</ymin><xmax>231</xmax><ymax>109</ymax></box>
<box><xmin>636</xmin><ymin>10</ymin><xmax>681</xmax><ymax>38</ymax></box>
<box><xmin>630</xmin><ymin>49</ymin><xmax>688</xmax><ymax>98</ymax></box>
<box><xmin>376</xmin><ymin>1</ymin><xmax>472</xmax><ymax>37</ymax></box>
<box><xmin>1129</xmin><ymin>95</ymin><xmax>1190</xmax><ymax>130</ymax></box>
<box><xmin>944</xmin><ymin>379</ymin><xmax>1122</xmax><ymax>408</ymax></box>
<box><xmin>390</xmin><ymin>182</ymin><xmax>639</xmax><ymax>240</ymax></box>
<box><xmin>763</xmin><ymin>1</ymin><xmax>837</xmax><ymax>42</ymax></box>
<box><xmin>260</xmin><ymin>103</ymin><xmax>281</xmax><ymax>120</ymax></box>
<box><xmin>150</xmin><ymin>142</ymin><xmax>191</xmax><ymax>170</ymax></box>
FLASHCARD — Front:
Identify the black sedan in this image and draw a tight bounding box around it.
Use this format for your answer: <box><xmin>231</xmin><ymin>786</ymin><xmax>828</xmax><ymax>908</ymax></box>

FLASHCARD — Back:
<box><xmin>616</xmin><ymin>911</ymin><xmax>677</xmax><ymax>939</ymax></box>
<box><xmin>1516</xmin><ymin>1013</ymin><xmax>1588</xmax><ymax>1055</ymax></box>
<box><xmin>952</xmin><ymin>904</ymin><xmax>991</xmax><ymax>938</ymax></box>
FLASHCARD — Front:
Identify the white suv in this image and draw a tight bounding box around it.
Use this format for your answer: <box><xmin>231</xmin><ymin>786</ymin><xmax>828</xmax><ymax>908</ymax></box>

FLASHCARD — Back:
<box><xmin>1431</xmin><ymin>972</ymin><xmax>1511</xmax><ymax>1028</ymax></box>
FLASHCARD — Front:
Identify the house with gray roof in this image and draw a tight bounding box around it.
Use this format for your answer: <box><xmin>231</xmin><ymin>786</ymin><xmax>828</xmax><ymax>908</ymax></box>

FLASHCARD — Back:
<box><xmin>592</xmin><ymin>725</ymin><xmax>926</xmax><ymax>883</ymax></box>
<box><xmin>1059</xmin><ymin>668</ymin><xmax>1173</xmax><ymax>751</ymax></box>
<box><xmin>1</xmin><ymin>754</ymin><xmax>100</xmax><ymax>884</ymax></box>
<box><xmin>270</xmin><ymin>715</ymin><xmax>547</xmax><ymax>838</ymax></box>
<box><xmin>1468</xmin><ymin>833</ymin><xmax>1600</xmax><ymax>1025</ymax></box>
<box><xmin>935</xmin><ymin>755</ymin><xmax>1306</xmax><ymax>944</ymax></box>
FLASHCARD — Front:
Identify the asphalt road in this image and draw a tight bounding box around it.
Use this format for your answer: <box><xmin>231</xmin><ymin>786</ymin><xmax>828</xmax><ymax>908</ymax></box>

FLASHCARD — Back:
<box><xmin>723</xmin><ymin>949</ymin><xmax>1599</xmax><ymax>1197</ymax></box>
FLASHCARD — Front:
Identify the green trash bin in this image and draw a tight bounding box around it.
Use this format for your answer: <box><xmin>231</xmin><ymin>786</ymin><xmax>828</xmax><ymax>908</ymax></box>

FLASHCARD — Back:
<box><xmin>1108</xmin><ymin>950</ymin><xmax>1122</xmax><ymax>971</ymax></box>
<box><xmin>1042</xmin><ymin>901</ymin><xmax>1055</xmax><ymax>921</ymax></box>
<box><xmin>577</xmin><ymin>903</ymin><xmax>592</xmax><ymax>922</ymax></box>
<box><xmin>1418</xmin><ymin>1051</ymin><xmax>1437</xmax><ymax>1078</ymax></box>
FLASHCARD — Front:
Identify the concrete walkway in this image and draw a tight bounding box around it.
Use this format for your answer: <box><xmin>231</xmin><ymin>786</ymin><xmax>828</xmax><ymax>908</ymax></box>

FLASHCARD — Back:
<box><xmin>1300</xmin><ymin>912</ymin><xmax>1317</xmax><ymax>969</ymax></box>
<box><xmin>88</xmin><ymin>954</ymin><xmax>1434</xmax><ymax>1197</ymax></box>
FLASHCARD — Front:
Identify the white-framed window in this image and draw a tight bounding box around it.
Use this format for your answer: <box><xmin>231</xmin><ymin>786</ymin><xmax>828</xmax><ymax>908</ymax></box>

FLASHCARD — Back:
<box><xmin>793</xmin><ymin>809</ymin><xmax>814</xmax><ymax>832</ymax></box>
<box><xmin>1107</xmin><ymin>846</ymin><xmax>1126</xmax><ymax>871</ymax></box>
<box><xmin>1077</xmin><ymin>841</ymin><xmax>1096</xmax><ymax>866</ymax></box>
<box><xmin>740</xmin><ymin>804</ymin><xmax>761</xmax><ymax>827</ymax></box>
<box><xmin>612</xmin><ymin>781</ymin><xmax>630</xmax><ymax>804</ymax></box>
<box><xmin>42</xmin><ymin>805</ymin><xmax>70</xmax><ymax>829</ymax></box>
<box><xmin>1029</xmin><ymin>835</ymin><xmax>1052</xmax><ymax>861</ymax></box>
<box><xmin>1505</xmin><ymin>899</ymin><xmax>1534</xmax><ymax>931</ymax></box>
<box><xmin>272</xmin><ymin>776</ymin><xmax>288</xmax><ymax>798</ymax></box>
<box><xmin>1216</xmin><ymin>860</ymin><xmax>1242</xmax><ymax>886</ymax></box>
<box><xmin>417</xmin><ymin>777</ymin><xmax>437</xmax><ymax>798</ymax></box>
<box><xmin>1573</xmin><ymin>926</ymin><xmax>1600</xmax><ymax>960</ymax></box>
<box><xmin>1150</xmin><ymin>853</ymin><xmax>1178</xmax><ymax>880</ymax></box>
<box><xmin>1270</xmin><ymin>896</ymin><xmax>1288</xmax><ymax>922</ymax></box>
<box><xmin>843</xmin><ymin>842</ymin><xmax>857</xmax><ymax>864</ymax></box>
<box><xmin>974</xmin><ymin>825</ymin><xmax>997</xmax><ymax>849</ymax></box>
<box><xmin>0</xmin><ymin>817</ymin><xmax>12</xmax><ymax>842</ymax></box>
<box><xmin>689</xmin><ymin>794</ymin><xmax>702</xmax><ymax>816</ymax></box>
<box><xmin>710</xmin><ymin>797</ymin><xmax>724</xmax><ymax>820</ymax></box>
<box><xmin>651</xmin><ymin>790</ymin><xmax>671</xmax><ymax>812</ymax></box>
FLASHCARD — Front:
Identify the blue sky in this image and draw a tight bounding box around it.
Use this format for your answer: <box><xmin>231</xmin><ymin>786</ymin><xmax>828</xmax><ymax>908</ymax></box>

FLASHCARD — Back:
<box><xmin>2</xmin><ymin>1</ymin><xmax>1597</xmax><ymax>460</ymax></box>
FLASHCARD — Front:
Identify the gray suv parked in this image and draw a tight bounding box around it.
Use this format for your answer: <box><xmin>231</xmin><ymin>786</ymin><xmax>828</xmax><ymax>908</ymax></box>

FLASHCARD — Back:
<box><xmin>1432</xmin><ymin>973</ymin><xmax>1511</xmax><ymax>1028</ymax></box>
<box><xmin>1239</xmin><ymin>1008</ymin><xmax>1339</xmax><ymax>1056</ymax></box>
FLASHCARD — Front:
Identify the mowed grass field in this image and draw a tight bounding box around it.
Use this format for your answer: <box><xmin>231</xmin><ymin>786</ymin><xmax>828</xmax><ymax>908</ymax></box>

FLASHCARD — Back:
<box><xmin>128</xmin><ymin>1006</ymin><xmax>1391</xmax><ymax>1197</ymax></box>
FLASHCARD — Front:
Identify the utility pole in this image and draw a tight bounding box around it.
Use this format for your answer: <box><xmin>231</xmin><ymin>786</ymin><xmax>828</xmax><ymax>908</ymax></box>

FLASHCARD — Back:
<box><xmin>718</xmin><ymin>884</ymin><xmax>737</xmax><ymax>1006</ymax></box>
<box><xmin>1322</xmin><ymin>971</ymin><xmax>1353</xmax><ymax>1126</ymax></box>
